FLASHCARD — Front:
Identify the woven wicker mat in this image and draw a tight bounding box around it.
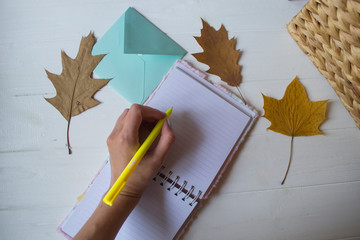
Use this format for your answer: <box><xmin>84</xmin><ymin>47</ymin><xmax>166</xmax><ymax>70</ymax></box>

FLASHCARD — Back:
<box><xmin>287</xmin><ymin>0</ymin><xmax>360</xmax><ymax>129</ymax></box>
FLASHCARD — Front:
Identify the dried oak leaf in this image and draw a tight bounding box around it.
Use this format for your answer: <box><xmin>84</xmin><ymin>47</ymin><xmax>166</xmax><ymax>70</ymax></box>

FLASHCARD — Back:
<box><xmin>193</xmin><ymin>18</ymin><xmax>242</xmax><ymax>87</ymax></box>
<box><xmin>45</xmin><ymin>32</ymin><xmax>110</xmax><ymax>154</ymax></box>
<box><xmin>262</xmin><ymin>77</ymin><xmax>328</xmax><ymax>184</ymax></box>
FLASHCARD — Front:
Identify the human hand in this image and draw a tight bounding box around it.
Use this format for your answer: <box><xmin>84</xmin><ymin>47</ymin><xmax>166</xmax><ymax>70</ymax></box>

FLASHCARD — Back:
<box><xmin>106</xmin><ymin>104</ymin><xmax>175</xmax><ymax>201</ymax></box>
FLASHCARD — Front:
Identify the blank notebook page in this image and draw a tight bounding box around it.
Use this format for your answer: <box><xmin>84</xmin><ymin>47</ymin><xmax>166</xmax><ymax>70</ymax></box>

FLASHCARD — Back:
<box><xmin>60</xmin><ymin>63</ymin><xmax>253</xmax><ymax>240</ymax></box>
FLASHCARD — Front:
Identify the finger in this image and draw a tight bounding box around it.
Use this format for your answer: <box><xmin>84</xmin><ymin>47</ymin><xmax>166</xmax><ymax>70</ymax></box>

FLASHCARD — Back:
<box><xmin>107</xmin><ymin>109</ymin><xmax>130</xmax><ymax>150</ymax></box>
<box><xmin>112</xmin><ymin>108</ymin><xmax>129</xmax><ymax>133</ymax></box>
<box><xmin>147</xmin><ymin>120</ymin><xmax>175</xmax><ymax>165</ymax></box>
<box><xmin>123</xmin><ymin>104</ymin><xmax>166</xmax><ymax>143</ymax></box>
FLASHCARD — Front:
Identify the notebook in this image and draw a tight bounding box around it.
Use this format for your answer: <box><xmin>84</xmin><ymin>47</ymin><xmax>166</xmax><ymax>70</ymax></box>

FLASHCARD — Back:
<box><xmin>59</xmin><ymin>61</ymin><xmax>257</xmax><ymax>240</ymax></box>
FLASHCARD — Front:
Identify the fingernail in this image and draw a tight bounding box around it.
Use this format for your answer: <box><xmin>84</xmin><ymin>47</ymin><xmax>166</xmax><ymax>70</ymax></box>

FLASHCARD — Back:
<box><xmin>166</xmin><ymin>119</ymin><xmax>172</xmax><ymax>128</ymax></box>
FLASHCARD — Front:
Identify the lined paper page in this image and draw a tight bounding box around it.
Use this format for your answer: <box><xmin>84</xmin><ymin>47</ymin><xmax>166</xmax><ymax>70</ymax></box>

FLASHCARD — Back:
<box><xmin>146</xmin><ymin>65</ymin><xmax>252</xmax><ymax>193</ymax></box>
<box><xmin>60</xmin><ymin>161</ymin><xmax>197</xmax><ymax>240</ymax></box>
<box><xmin>60</xmin><ymin>161</ymin><xmax>111</xmax><ymax>237</ymax></box>
<box><xmin>117</xmin><ymin>179</ymin><xmax>196</xmax><ymax>240</ymax></box>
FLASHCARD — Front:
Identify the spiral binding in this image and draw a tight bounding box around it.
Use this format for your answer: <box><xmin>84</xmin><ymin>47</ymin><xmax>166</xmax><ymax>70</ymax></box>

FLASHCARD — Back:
<box><xmin>160</xmin><ymin>171</ymin><xmax>172</xmax><ymax>186</ymax></box>
<box><xmin>167</xmin><ymin>176</ymin><xmax>179</xmax><ymax>191</ymax></box>
<box><xmin>153</xmin><ymin>166</ymin><xmax>202</xmax><ymax>205</ymax></box>
<box><xmin>182</xmin><ymin>185</ymin><xmax>194</xmax><ymax>201</ymax></box>
<box><xmin>175</xmin><ymin>180</ymin><xmax>187</xmax><ymax>196</ymax></box>
<box><xmin>190</xmin><ymin>190</ymin><xmax>202</xmax><ymax>206</ymax></box>
<box><xmin>153</xmin><ymin>166</ymin><xmax>165</xmax><ymax>181</ymax></box>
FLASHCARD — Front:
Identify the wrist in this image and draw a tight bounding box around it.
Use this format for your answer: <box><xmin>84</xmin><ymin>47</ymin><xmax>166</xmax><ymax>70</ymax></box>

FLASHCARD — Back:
<box><xmin>116</xmin><ymin>192</ymin><xmax>141</xmax><ymax>206</ymax></box>
<box><xmin>104</xmin><ymin>190</ymin><xmax>141</xmax><ymax>210</ymax></box>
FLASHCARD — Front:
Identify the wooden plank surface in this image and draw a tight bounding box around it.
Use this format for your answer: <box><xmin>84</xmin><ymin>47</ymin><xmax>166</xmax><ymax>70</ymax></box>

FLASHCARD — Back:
<box><xmin>1</xmin><ymin>0</ymin><xmax>359</xmax><ymax>239</ymax></box>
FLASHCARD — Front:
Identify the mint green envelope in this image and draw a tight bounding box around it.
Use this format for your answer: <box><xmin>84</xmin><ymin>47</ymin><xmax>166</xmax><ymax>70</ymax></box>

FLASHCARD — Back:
<box><xmin>92</xmin><ymin>7</ymin><xmax>187</xmax><ymax>104</ymax></box>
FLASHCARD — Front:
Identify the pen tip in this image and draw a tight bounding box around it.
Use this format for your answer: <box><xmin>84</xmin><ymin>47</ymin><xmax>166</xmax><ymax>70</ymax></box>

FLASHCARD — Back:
<box><xmin>166</xmin><ymin>108</ymin><xmax>173</xmax><ymax>118</ymax></box>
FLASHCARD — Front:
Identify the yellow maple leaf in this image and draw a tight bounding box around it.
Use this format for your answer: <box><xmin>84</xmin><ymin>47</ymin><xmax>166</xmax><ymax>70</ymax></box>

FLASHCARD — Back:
<box><xmin>262</xmin><ymin>77</ymin><xmax>328</xmax><ymax>184</ymax></box>
<box><xmin>193</xmin><ymin>19</ymin><xmax>242</xmax><ymax>87</ymax></box>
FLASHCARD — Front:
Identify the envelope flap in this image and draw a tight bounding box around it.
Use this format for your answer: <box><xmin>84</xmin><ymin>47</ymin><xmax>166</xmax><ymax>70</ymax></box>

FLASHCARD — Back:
<box><xmin>124</xmin><ymin>8</ymin><xmax>186</xmax><ymax>55</ymax></box>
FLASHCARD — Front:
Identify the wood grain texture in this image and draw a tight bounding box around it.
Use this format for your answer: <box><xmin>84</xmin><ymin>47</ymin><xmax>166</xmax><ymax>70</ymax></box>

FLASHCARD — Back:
<box><xmin>1</xmin><ymin>0</ymin><xmax>359</xmax><ymax>239</ymax></box>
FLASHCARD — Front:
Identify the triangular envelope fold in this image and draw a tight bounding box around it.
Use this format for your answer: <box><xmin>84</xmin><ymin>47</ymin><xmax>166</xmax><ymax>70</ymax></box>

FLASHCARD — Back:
<box><xmin>124</xmin><ymin>8</ymin><xmax>186</xmax><ymax>55</ymax></box>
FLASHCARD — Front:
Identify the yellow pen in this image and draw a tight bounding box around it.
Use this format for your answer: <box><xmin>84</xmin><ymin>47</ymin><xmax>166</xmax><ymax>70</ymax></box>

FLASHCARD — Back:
<box><xmin>103</xmin><ymin>108</ymin><xmax>173</xmax><ymax>206</ymax></box>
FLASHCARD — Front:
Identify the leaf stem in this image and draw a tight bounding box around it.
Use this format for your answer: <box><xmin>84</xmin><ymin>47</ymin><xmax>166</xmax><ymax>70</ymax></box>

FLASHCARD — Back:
<box><xmin>67</xmin><ymin>117</ymin><xmax>72</xmax><ymax>155</ymax></box>
<box><xmin>236</xmin><ymin>86</ymin><xmax>247</xmax><ymax>105</ymax></box>
<box><xmin>66</xmin><ymin>51</ymin><xmax>81</xmax><ymax>155</ymax></box>
<box><xmin>281</xmin><ymin>135</ymin><xmax>294</xmax><ymax>185</ymax></box>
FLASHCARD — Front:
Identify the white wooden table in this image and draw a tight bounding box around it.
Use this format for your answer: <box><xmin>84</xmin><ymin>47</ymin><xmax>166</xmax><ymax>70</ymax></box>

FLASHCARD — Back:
<box><xmin>1</xmin><ymin>0</ymin><xmax>360</xmax><ymax>239</ymax></box>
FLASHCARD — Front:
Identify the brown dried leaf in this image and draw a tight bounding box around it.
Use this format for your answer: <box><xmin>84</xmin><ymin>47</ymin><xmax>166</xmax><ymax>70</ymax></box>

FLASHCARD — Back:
<box><xmin>45</xmin><ymin>32</ymin><xmax>110</xmax><ymax>154</ymax></box>
<box><xmin>193</xmin><ymin>18</ymin><xmax>242</xmax><ymax>86</ymax></box>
